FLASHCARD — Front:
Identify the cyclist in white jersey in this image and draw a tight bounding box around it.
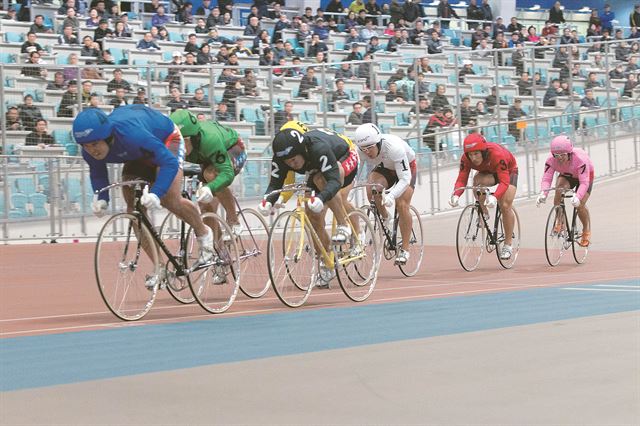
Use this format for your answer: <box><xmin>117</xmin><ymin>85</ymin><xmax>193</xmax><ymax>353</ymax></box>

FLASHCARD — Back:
<box><xmin>353</xmin><ymin>123</ymin><xmax>417</xmax><ymax>264</ymax></box>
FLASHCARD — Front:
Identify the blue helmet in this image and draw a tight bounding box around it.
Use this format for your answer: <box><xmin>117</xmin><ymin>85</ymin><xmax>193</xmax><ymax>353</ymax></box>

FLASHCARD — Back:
<box><xmin>72</xmin><ymin>109</ymin><xmax>113</xmax><ymax>144</ymax></box>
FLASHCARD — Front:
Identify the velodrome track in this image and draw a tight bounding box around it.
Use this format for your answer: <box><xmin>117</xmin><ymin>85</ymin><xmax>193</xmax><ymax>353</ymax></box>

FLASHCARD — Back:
<box><xmin>1</xmin><ymin>172</ymin><xmax>638</xmax><ymax>424</ymax></box>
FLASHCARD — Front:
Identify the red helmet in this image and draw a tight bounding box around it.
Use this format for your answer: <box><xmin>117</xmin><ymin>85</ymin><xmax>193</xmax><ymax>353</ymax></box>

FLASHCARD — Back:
<box><xmin>463</xmin><ymin>133</ymin><xmax>488</xmax><ymax>154</ymax></box>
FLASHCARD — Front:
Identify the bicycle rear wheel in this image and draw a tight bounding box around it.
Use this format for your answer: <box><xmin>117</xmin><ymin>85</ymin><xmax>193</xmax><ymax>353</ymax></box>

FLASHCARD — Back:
<box><xmin>544</xmin><ymin>206</ymin><xmax>567</xmax><ymax>267</ymax></box>
<box><xmin>398</xmin><ymin>205</ymin><xmax>424</xmax><ymax>277</ymax></box>
<box><xmin>336</xmin><ymin>209</ymin><xmax>380</xmax><ymax>302</ymax></box>
<box><xmin>496</xmin><ymin>207</ymin><xmax>521</xmax><ymax>269</ymax></box>
<box><xmin>236</xmin><ymin>208</ymin><xmax>271</xmax><ymax>298</ymax></box>
<box><xmin>159</xmin><ymin>213</ymin><xmax>196</xmax><ymax>304</ymax></box>
<box><xmin>95</xmin><ymin>213</ymin><xmax>159</xmax><ymax>321</ymax></box>
<box><xmin>189</xmin><ymin>212</ymin><xmax>240</xmax><ymax>314</ymax></box>
<box><xmin>267</xmin><ymin>210</ymin><xmax>316</xmax><ymax>308</ymax></box>
<box><xmin>456</xmin><ymin>205</ymin><xmax>485</xmax><ymax>272</ymax></box>
<box><xmin>571</xmin><ymin>209</ymin><xmax>589</xmax><ymax>264</ymax></box>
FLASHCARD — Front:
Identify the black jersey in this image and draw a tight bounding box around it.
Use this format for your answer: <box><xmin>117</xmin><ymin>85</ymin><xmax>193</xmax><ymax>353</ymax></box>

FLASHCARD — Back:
<box><xmin>266</xmin><ymin>129</ymin><xmax>353</xmax><ymax>203</ymax></box>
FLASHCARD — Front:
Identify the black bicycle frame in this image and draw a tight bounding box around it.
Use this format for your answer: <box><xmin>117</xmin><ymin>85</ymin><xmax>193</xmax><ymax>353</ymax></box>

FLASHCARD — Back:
<box><xmin>475</xmin><ymin>201</ymin><xmax>503</xmax><ymax>246</ymax></box>
<box><xmin>369</xmin><ymin>189</ymin><xmax>399</xmax><ymax>252</ymax></box>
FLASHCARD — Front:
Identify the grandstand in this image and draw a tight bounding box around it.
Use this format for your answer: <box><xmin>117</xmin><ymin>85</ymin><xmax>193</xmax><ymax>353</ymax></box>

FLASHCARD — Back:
<box><xmin>1</xmin><ymin>0</ymin><xmax>639</xmax><ymax>240</ymax></box>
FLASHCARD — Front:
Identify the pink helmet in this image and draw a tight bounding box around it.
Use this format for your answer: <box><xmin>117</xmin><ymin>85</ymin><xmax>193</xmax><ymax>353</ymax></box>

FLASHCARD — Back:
<box><xmin>550</xmin><ymin>135</ymin><xmax>573</xmax><ymax>155</ymax></box>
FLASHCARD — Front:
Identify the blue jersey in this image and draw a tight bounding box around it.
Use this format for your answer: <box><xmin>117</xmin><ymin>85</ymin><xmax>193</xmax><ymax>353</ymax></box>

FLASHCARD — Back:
<box><xmin>83</xmin><ymin>105</ymin><xmax>179</xmax><ymax>201</ymax></box>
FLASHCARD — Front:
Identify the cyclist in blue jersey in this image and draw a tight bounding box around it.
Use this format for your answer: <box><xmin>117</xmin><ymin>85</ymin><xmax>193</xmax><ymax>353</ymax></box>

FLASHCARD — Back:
<box><xmin>72</xmin><ymin>105</ymin><xmax>213</xmax><ymax>265</ymax></box>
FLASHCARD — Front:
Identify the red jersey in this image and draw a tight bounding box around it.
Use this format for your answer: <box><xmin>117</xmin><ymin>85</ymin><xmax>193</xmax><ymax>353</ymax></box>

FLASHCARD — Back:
<box><xmin>453</xmin><ymin>143</ymin><xmax>518</xmax><ymax>199</ymax></box>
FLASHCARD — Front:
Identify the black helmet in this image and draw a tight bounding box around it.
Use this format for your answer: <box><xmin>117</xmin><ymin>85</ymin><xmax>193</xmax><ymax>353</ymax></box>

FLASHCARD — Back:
<box><xmin>272</xmin><ymin>128</ymin><xmax>306</xmax><ymax>160</ymax></box>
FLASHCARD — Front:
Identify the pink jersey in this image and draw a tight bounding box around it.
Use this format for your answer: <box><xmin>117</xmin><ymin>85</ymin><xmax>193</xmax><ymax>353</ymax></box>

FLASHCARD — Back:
<box><xmin>540</xmin><ymin>147</ymin><xmax>594</xmax><ymax>200</ymax></box>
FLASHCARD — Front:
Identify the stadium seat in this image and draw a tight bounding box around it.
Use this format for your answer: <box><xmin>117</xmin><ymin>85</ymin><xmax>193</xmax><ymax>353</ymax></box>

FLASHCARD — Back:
<box><xmin>14</xmin><ymin>177</ymin><xmax>36</xmax><ymax>195</ymax></box>
<box><xmin>5</xmin><ymin>32</ymin><xmax>23</xmax><ymax>43</ymax></box>
<box><xmin>10</xmin><ymin>193</ymin><xmax>28</xmax><ymax>217</ymax></box>
<box><xmin>29</xmin><ymin>193</ymin><xmax>48</xmax><ymax>217</ymax></box>
<box><xmin>0</xmin><ymin>53</ymin><xmax>16</xmax><ymax>64</ymax></box>
<box><xmin>65</xmin><ymin>143</ymin><xmax>79</xmax><ymax>156</ymax></box>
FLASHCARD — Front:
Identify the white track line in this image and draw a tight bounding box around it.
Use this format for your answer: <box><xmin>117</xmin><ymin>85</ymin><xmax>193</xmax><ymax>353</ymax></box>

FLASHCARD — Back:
<box><xmin>562</xmin><ymin>288</ymin><xmax>640</xmax><ymax>292</ymax></box>
<box><xmin>2</xmin><ymin>274</ymin><xmax>639</xmax><ymax>337</ymax></box>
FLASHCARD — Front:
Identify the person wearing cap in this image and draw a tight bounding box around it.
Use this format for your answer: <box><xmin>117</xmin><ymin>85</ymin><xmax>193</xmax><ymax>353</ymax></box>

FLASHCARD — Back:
<box><xmin>457</xmin><ymin>59</ymin><xmax>475</xmax><ymax>83</ymax></box>
<box><xmin>72</xmin><ymin>106</ymin><xmax>215</xmax><ymax>273</ymax></box>
<box><xmin>259</xmin><ymin>123</ymin><xmax>360</xmax><ymax>286</ymax></box>
<box><xmin>170</xmin><ymin>109</ymin><xmax>247</xmax><ymax>239</ymax></box>
<box><xmin>450</xmin><ymin>133</ymin><xmax>519</xmax><ymax>259</ymax></box>
<box><xmin>353</xmin><ymin>123</ymin><xmax>416</xmax><ymax>264</ymax></box>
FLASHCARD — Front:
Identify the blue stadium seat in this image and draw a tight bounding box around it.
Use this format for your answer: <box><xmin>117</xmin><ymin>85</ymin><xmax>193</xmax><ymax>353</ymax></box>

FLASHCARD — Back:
<box><xmin>395</xmin><ymin>112</ymin><xmax>409</xmax><ymax>126</ymax></box>
<box><xmin>29</xmin><ymin>193</ymin><xmax>48</xmax><ymax>217</ymax></box>
<box><xmin>10</xmin><ymin>193</ymin><xmax>28</xmax><ymax>217</ymax></box>
<box><xmin>53</xmin><ymin>129</ymin><xmax>71</xmax><ymax>145</ymax></box>
<box><xmin>65</xmin><ymin>143</ymin><xmax>79</xmax><ymax>156</ymax></box>
<box><xmin>0</xmin><ymin>53</ymin><xmax>16</xmax><ymax>64</ymax></box>
<box><xmin>5</xmin><ymin>32</ymin><xmax>23</xmax><ymax>43</ymax></box>
<box><xmin>14</xmin><ymin>177</ymin><xmax>36</xmax><ymax>195</ymax></box>
<box><xmin>23</xmin><ymin>89</ymin><xmax>44</xmax><ymax>102</ymax></box>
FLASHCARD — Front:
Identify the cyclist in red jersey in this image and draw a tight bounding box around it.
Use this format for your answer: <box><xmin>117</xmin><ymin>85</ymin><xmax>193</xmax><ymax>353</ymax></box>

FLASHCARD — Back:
<box><xmin>449</xmin><ymin>134</ymin><xmax>519</xmax><ymax>259</ymax></box>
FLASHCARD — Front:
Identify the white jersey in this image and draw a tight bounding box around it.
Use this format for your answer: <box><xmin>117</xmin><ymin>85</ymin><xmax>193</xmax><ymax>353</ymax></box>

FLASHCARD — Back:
<box><xmin>359</xmin><ymin>133</ymin><xmax>416</xmax><ymax>199</ymax></box>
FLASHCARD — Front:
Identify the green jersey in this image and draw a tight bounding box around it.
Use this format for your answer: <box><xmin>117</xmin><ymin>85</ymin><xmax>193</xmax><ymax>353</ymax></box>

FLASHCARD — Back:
<box><xmin>186</xmin><ymin>121</ymin><xmax>239</xmax><ymax>193</ymax></box>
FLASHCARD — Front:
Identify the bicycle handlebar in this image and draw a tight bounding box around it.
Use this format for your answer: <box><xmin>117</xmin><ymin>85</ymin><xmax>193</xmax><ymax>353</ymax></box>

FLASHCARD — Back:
<box><xmin>263</xmin><ymin>183</ymin><xmax>315</xmax><ymax>199</ymax></box>
<box><xmin>545</xmin><ymin>187</ymin><xmax>575</xmax><ymax>197</ymax></box>
<box><xmin>454</xmin><ymin>186</ymin><xmax>492</xmax><ymax>194</ymax></box>
<box><xmin>351</xmin><ymin>183</ymin><xmax>386</xmax><ymax>193</ymax></box>
<box><xmin>95</xmin><ymin>180</ymin><xmax>150</xmax><ymax>198</ymax></box>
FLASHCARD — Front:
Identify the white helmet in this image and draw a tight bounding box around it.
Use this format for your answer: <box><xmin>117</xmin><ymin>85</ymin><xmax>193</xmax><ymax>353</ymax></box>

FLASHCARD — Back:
<box><xmin>354</xmin><ymin>123</ymin><xmax>382</xmax><ymax>148</ymax></box>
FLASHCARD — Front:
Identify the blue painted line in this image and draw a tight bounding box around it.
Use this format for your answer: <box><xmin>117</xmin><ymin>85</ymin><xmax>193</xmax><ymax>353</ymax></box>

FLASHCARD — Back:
<box><xmin>1</xmin><ymin>278</ymin><xmax>638</xmax><ymax>391</ymax></box>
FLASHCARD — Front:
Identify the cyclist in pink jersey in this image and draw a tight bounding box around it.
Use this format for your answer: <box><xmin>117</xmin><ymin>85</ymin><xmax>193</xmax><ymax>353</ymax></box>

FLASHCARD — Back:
<box><xmin>536</xmin><ymin>135</ymin><xmax>594</xmax><ymax>247</ymax></box>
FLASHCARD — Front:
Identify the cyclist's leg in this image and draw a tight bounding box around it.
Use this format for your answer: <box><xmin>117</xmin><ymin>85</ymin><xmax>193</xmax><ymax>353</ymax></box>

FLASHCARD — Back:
<box><xmin>201</xmin><ymin>165</ymin><xmax>239</xmax><ymax>228</ymax></box>
<box><xmin>368</xmin><ymin>167</ymin><xmax>392</xmax><ymax>222</ymax></box>
<box><xmin>554</xmin><ymin>175</ymin><xmax>571</xmax><ymax>206</ymax></box>
<box><xmin>160</xmin><ymin>168</ymin><xmax>208</xmax><ymax>238</ymax></box>
<box><xmin>121</xmin><ymin>161</ymin><xmax>158</xmax><ymax>260</ymax></box>
<box><xmin>499</xmin><ymin>184</ymin><xmax>517</xmax><ymax>246</ymax></box>
<box><xmin>311</xmin><ymin>170</ymin><xmax>348</xmax><ymax>228</ymax></box>
<box><xmin>397</xmin><ymin>187</ymin><xmax>415</xmax><ymax>251</ymax></box>
<box><xmin>472</xmin><ymin>172</ymin><xmax>495</xmax><ymax>217</ymax></box>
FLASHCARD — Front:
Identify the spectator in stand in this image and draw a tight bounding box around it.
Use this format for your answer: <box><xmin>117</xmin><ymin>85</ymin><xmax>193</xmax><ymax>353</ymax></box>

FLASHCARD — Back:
<box><xmin>218</xmin><ymin>0</ymin><xmax>234</xmax><ymax>16</ymax></box>
<box><xmin>492</xmin><ymin>17</ymin><xmax>506</xmax><ymax>37</ymax></box>
<box><xmin>112</xmin><ymin>20</ymin><xmax>131</xmax><ymax>39</ymax></box>
<box><xmin>177</xmin><ymin>2</ymin><xmax>194</xmax><ymax>24</ymax></box>
<box><xmin>194</xmin><ymin>18</ymin><xmax>208</xmax><ymax>34</ymax></box>
<box><xmin>386</xmin><ymin>81</ymin><xmax>406</xmax><ymax>102</ymax></box>
<box><xmin>86</xmin><ymin>8</ymin><xmax>101</xmax><ymax>27</ymax></box>
<box><xmin>244</xmin><ymin>16</ymin><xmax>261</xmax><ymax>36</ymax></box>
<box><xmin>615</xmin><ymin>41</ymin><xmax>631</xmax><ymax>62</ymax></box>
<box><xmin>63</xmin><ymin>54</ymin><xmax>80</xmax><ymax>83</ymax></box>
<box><xmin>541</xmin><ymin>20</ymin><xmax>558</xmax><ymax>37</ymax></box>
<box><xmin>272</xmin><ymin>39</ymin><xmax>287</xmax><ymax>61</ymax></box>
<box><xmin>196</xmin><ymin>0</ymin><xmax>213</xmax><ymax>16</ymax></box>
<box><xmin>627</xmin><ymin>56</ymin><xmax>639</xmax><ymax>72</ymax></box>
<box><xmin>165</xmin><ymin>52</ymin><xmax>184</xmax><ymax>86</ymax></box>
<box><xmin>298</xmin><ymin>67</ymin><xmax>319</xmax><ymax>98</ymax></box>
<box><xmin>222</xmin><ymin>80</ymin><xmax>242</xmax><ymax>117</ymax></box>
<box><xmin>384</xmin><ymin>22</ymin><xmax>396</xmax><ymax>36</ymax></box>
<box><xmin>107</xmin><ymin>68</ymin><xmax>132</xmax><ymax>92</ymax></box>
<box><xmin>274</xmin><ymin>101</ymin><xmax>294</xmax><ymax>129</ymax></box>
<box><xmin>272</xmin><ymin>14</ymin><xmax>291</xmax><ymax>43</ymax></box>
<box><xmin>30</xmin><ymin>15</ymin><xmax>53</xmax><ymax>34</ymax></box>
<box><xmin>409</xmin><ymin>20</ymin><xmax>426</xmax><ymax>44</ymax></box>
<box><xmin>348</xmin><ymin>102</ymin><xmax>364</xmax><ymax>124</ymax></box>
<box><xmin>437</xmin><ymin>0</ymin><xmax>459</xmax><ymax>29</ymax></box>
<box><xmin>230</xmin><ymin>39</ymin><xmax>252</xmax><ymax>56</ymax></box>
<box><xmin>314</xmin><ymin>18</ymin><xmax>330</xmax><ymax>40</ymax></box>
<box><xmin>58</xmin><ymin>25</ymin><xmax>79</xmax><ymax>45</ymax></box>
<box><xmin>326</xmin><ymin>0</ymin><xmax>345</xmax><ymax>22</ymax></box>
<box><xmin>81</xmin><ymin>35</ymin><xmax>101</xmax><ymax>58</ymax></box>
<box><xmin>362</xmin><ymin>95</ymin><xmax>375</xmax><ymax>124</ymax></box>
<box><xmin>485</xmin><ymin>86</ymin><xmax>507</xmax><ymax>111</ymax></box>
<box><xmin>470</xmin><ymin>26</ymin><xmax>485</xmax><ymax>49</ymax></box>
<box><xmin>189</xmin><ymin>87</ymin><xmax>210</xmax><ymax>107</ymax></box>
<box><xmin>241</xmin><ymin>69</ymin><xmax>258</xmax><ymax>96</ymax></box>
<box><xmin>431</xmin><ymin>84</ymin><xmax>449</xmax><ymax>110</ymax></box>
<box><xmin>345</xmin><ymin>27</ymin><xmax>364</xmax><ymax>47</ymax></box>
<box><xmin>389</xmin><ymin>0</ymin><xmax>403</xmax><ymax>24</ymax></box>
<box><xmin>367</xmin><ymin>36</ymin><xmax>383</xmax><ymax>54</ymax></box>
<box><xmin>403</xmin><ymin>0</ymin><xmax>423</xmax><ymax>24</ymax></box>
<box><xmin>346</xmin><ymin>43</ymin><xmax>364</xmax><ymax>61</ymax></box>
<box><xmin>86</xmin><ymin>93</ymin><xmax>102</xmax><ymax>108</ymax></box>
<box><xmin>517</xmin><ymin>72</ymin><xmax>532</xmax><ymax>96</ymax></box>
<box><xmin>580</xmin><ymin>89</ymin><xmax>599</xmax><ymax>109</ymax></box>
<box><xmin>197</xmin><ymin>44</ymin><xmax>215</xmax><ymax>64</ymax></box>
<box><xmin>215</xmin><ymin>102</ymin><xmax>233</xmax><ymax>121</ymax></box>
<box><xmin>459</xmin><ymin>97</ymin><xmax>476</xmax><ymax>127</ymax></box>
<box><xmin>308</xmin><ymin>33</ymin><xmax>328</xmax><ymax>57</ymax></box>
<box><xmin>481</xmin><ymin>0</ymin><xmax>493</xmax><ymax>23</ymax></box>
<box><xmin>423</xmin><ymin>108</ymin><xmax>453</xmax><ymax>151</ymax></box>
<box><xmin>473</xmin><ymin>38</ymin><xmax>491</xmax><ymax>57</ymax></box>
<box><xmin>365</xmin><ymin>0</ymin><xmax>381</xmax><ymax>15</ymax></box>
<box><xmin>47</xmin><ymin>72</ymin><xmax>67</xmax><ymax>90</ymax></box>
<box><xmin>93</xmin><ymin>19</ymin><xmax>113</xmax><ymax>49</ymax></box>
<box><xmin>335</xmin><ymin>62</ymin><xmax>355</xmax><ymax>80</ymax></box>
<box><xmin>21</xmin><ymin>51</ymin><xmax>47</xmax><ymax>79</ymax></box>
<box><xmin>410</xmin><ymin>97</ymin><xmax>433</xmax><ymax>116</ymax></box>
<box><xmin>207</xmin><ymin>7</ymin><xmax>225</xmax><ymax>27</ymax></box>
<box><xmin>136</xmin><ymin>32</ymin><xmax>160</xmax><ymax>50</ymax></box>
<box><xmin>386</xmin><ymin>28</ymin><xmax>404</xmax><ymax>52</ymax></box>
<box><xmin>58</xmin><ymin>81</ymin><xmax>78</xmax><ymax>118</ymax></box>
<box><xmin>26</xmin><ymin>119</ymin><xmax>55</xmax><ymax>147</ymax></box>
<box><xmin>132</xmin><ymin>88</ymin><xmax>148</xmax><ymax>105</ymax></box>
<box><xmin>585</xmin><ymin>72</ymin><xmax>602</xmax><ymax>90</ymax></box>
<box><xmin>507</xmin><ymin>99</ymin><xmax>527</xmax><ymax>140</ymax></box>
<box><xmin>506</xmin><ymin>16</ymin><xmax>523</xmax><ymax>33</ymax></box>
<box><xmin>601</xmin><ymin>4</ymin><xmax>615</xmax><ymax>34</ymax></box>
<box><xmin>152</xmin><ymin>5</ymin><xmax>171</xmax><ymax>28</ymax></box>
<box><xmin>145</xmin><ymin>0</ymin><xmax>160</xmax><ymax>13</ymax></box>
<box><xmin>183</xmin><ymin>52</ymin><xmax>199</xmax><ymax>68</ymax></box>
<box><xmin>349</xmin><ymin>0</ymin><xmax>366</xmax><ymax>15</ymax></box>
<box><xmin>356</xmin><ymin>10</ymin><xmax>368</xmax><ymax>26</ymax></box>
<box><xmin>623</xmin><ymin>73</ymin><xmax>638</xmax><ymax>97</ymax></box>
<box><xmin>360</xmin><ymin>19</ymin><xmax>377</xmax><ymax>41</ymax></box>
<box><xmin>512</xmin><ymin>43</ymin><xmax>525</xmax><ymax>75</ymax></box>
<box><xmin>184</xmin><ymin>33</ymin><xmax>199</xmax><ymax>54</ymax></box>
<box><xmin>57</xmin><ymin>0</ymin><xmax>75</xmax><ymax>15</ymax></box>
<box><xmin>109</xmin><ymin>87</ymin><xmax>128</xmax><ymax>109</ymax></box>
<box><xmin>21</xmin><ymin>32</ymin><xmax>44</xmax><ymax>54</ymax></box>
<box><xmin>631</xmin><ymin>4</ymin><xmax>640</xmax><ymax>27</ymax></box>
<box><xmin>62</xmin><ymin>8</ymin><xmax>80</xmax><ymax>34</ymax></box>
<box><xmin>549</xmin><ymin>1</ymin><xmax>565</xmax><ymax>25</ymax></box>
<box><xmin>167</xmin><ymin>86</ymin><xmax>190</xmax><ymax>112</ymax></box>
<box><xmin>6</xmin><ymin>106</ymin><xmax>23</xmax><ymax>130</ymax></box>
<box><xmin>526</xmin><ymin>26</ymin><xmax>540</xmax><ymax>42</ymax></box>
<box><xmin>357</xmin><ymin>53</ymin><xmax>374</xmax><ymax>87</ymax></box>
<box><xmin>458</xmin><ymin>59</ymin><xmax>475</xmax><ymax>83</ymax></box>
<box><xmin>344</xmin><ymin>11</ymin><xmax>358</xmax><ymax>31</ymax></box>
<box><xmin>492</xmin><ymin>32</ymin><xmax>507</xmax><ymax>64</ymax></box>
<box><xmin>543</xmin><ymin>79</ymin><xmax>563</xmax><ymax>107</ymax></box>
<box><xmin>331</xmin><ymin>79</ymin><xmax>350</xmax><ymax>111</ymax></box>
<box><xmin>467</xmin><ymin>0</ymin><xmax>484</xmax><ymax>30</ymax></box>
<box><xmin>19</xmin><ymin>95</ymin><xmax>43</xmax><ymax>131</ymax></box>
<box><xmin>426</xmin><ymin>31</ymin><xmax>442</xmax><ymax>54</ymax></box>
<box><xmin>97</xmin><ymin>49</ymin><xmax>116</xmax><ymax>66</ymax></box>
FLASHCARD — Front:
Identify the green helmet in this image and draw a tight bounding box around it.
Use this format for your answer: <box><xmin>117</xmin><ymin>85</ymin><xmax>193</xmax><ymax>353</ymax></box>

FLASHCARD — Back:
<box><xmin>170</xmin><ymin>109</ymin><xmax>200</xmax><ymax>137</ymax></box>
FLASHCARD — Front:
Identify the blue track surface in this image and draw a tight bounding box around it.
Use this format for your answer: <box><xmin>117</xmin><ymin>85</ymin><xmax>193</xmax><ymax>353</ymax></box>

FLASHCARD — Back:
<box><xmin>1</xmin><ymin>279</ymin><xmax>638</xmax><ymax>392</ymax></box>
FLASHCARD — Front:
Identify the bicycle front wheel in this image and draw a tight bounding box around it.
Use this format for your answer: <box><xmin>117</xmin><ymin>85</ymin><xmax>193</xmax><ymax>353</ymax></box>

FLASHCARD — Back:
<box><xmin>95</xmin><ymin>213</ymin><xmax>159</xmax><ymax>321</ymax></box>
<box><xmin>267</xmin><ymin>210</ymin><xmax>316</xmax><ymax>308</ymax></box>
<box><xmin>159</xmin><ymin>213</ymin><xmax>196</xmax><ymax>304</ymax></box>
<box><xmin>189</xmin><ymin>212</ymin><xmax>240</xmax><ymax>314</ymax></box>
<box><xmin>544</xmin><ymin>206</ymin><xmax>567</xmax><ymax>267</ymax></box>
<box><xmin>456</xmin><ymin>205</ymin><xmax>485</xmax><ymax>272</ymax></box>
<box><xmin>398</xmin><ymin>206</ymin><xmax>424</xmax><ymax>277</ymax></box>
<box><xmin>236</xmin><ymin>208</ymin><xmax>271</xmax><ymax>298</ymax></box>
<box><xmin>336</xmin><ymin>209</ymin><xmax>380</xmax><ymax>302</ymax></box>
<box><xmin>496</xmin><ymin>207</ymin><xmax>521</xmax><ymax>269</ymax></box>
<box><xmin>571</xmin><ymin>209</ymin><xmax>589</xmax><ymax>264</ymax></box>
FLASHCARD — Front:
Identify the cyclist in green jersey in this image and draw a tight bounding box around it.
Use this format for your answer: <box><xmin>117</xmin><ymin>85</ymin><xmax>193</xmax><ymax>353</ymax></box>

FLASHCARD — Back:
<box><xmin>170</xmin><ymin>110</ymin><xmax>247</xmax><ymax>235</ymax></box>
